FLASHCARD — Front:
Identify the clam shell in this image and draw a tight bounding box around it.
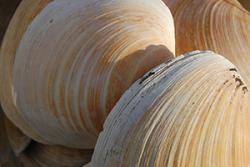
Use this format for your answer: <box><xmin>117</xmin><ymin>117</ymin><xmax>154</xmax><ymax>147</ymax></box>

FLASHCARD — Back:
<box><xmin>19</xmin><ymin>143</ymin><xmax>93</xmax><ymax>167</ymax></box>
<box><xmin>163</xmin><ymin>0</ymin><xmax>250</xmax><ymax>86</ymax></box>
<box><xmin>0</xmin><ymin>0</ymin><xmax>175</xmax><ymax>148</ymax></box>
<box><xmin>1</xmin><ymin>108</ymin><xmax>93</xmax><ymax>166</ymax></box>
<box><xmin>92</xmin><ymin>51</ymin><xmax>250</xmax><ymax>167</ymax></box>
<box><xmin>0</xmin><ymin>0</ymin><xmax>54</xmax><ymax>145</ymax></box>
<box><xmin>4</xmin><ymin>117</ymin><xmax>31</xmax><ymax>156</ymax></box>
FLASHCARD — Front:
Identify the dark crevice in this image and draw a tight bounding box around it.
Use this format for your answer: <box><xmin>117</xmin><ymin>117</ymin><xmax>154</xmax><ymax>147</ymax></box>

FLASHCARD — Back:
<box><xmin>139</xmin><ymin>71</ymin><xmax>155</xmax><ymax>84</ymax></box>
<box><xmin>235</xmin><ymin>77</ymin><xmax>244</xmax><ymax>88</ymax></box>
<box><xmin>229</xmin><ymin>68</ymin><xmax>237</xmax><ymax>72</ymax></box>
<box><xmin>0</xmin><ymin>0</ymin><xmax>22</xmax><ymax>44</ymax></box>
<box><xmin>238</xmin><ymin>0</ymin><xmax>250</xmax><ymax>12</ymax></box>
<box><xmin>242</xmin><ymin>86</ymin><xmax>248</xmax><ymax>94</ymax></box>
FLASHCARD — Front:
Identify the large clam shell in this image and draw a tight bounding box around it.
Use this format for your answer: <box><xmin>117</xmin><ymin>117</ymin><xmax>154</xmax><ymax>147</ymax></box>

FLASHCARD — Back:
<box><xmin>163</xmin><ymin>0</ymin><xmax>250</xmax><ymax>86</ymax></box>
<box><xmin>0</xmin><ymin>0</ymin><xmax>175</xmax><ymax>148</ymax></box>
<box><xmin>3</xmin><ymin>114</ymin><xmax>93</xmax><ymax>167</ymax></box>
<box><xmin>0</xmin><ymin>0</ymin><xmax>54</xmax><ymax>145</ymax></box>
<box><xmin>19</xmin><ymin>143</ymin><xmax>93</xmax><ymax>167</ymax></box>
<box><xmin>92</xmin><ymin>51</ymin><xmax>250</xmax><ymax>167</ymax></box>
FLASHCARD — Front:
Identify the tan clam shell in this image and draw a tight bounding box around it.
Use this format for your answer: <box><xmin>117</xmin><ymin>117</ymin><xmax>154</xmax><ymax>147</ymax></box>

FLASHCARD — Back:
<box><xmin>19</xmin><ymin>143</ymin><xmax>93</xmax><ymax>167</ymax></box>
<box><xmin>0</xmin><ymin>0</ymin><xmax>54</xmax><ymax>145</ymax></box>
<box><xmin>163</xmin><ymin>0</ymin><xmax>250</xmax><ymax>86</ymax></box>
<box><xmin>0</xmin><ymin>0</ymin><xmax>175</xmax><ymax>148</ymax></box>
<box><xmin>0</xmin><ymin>1</ymin><xmax>30</xmax><ymax>164</ymax></box>
<box><xmin>2</xmin><ymin>113</ymin><xmax>93</xmax><ymax>166</ymax></box>
<box><xmin>4</xmin><ymin>117</ymin><xmax>31</xmax><ymax>156</ymax></box>
<box><xmin>92</xmin><ymin>51</ymin><xmax>250</xmax><ymax>167</ymax></box>
<box><xmin>0</xmin><ymin>108</ymin><xmax>21</xmax><ymax>167</ymax></box>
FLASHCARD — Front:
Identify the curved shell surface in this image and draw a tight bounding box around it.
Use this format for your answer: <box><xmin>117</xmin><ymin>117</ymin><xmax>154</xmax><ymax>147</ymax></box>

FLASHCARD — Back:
<box><xmin>19</xmin><ymin>143</ymin><xmax>93</xmax><ymax>167</ymax></box>
<box><xmin>163</xmin><ymin>0</ymin><xmax>250</xmax><ymax>86</ymax></box>
<box><xmin>2</xmin><ymin>113</ymin><xmax>93</xmax><ymax>167</ymax></box>
<box><xmin>4</xmin><ymin>117</ymin><xmax>31</xmax><ymax>156</ymax></box>
<box><xmin>92</xmin><ymin>51</ymin><xmax>250</xmax><ymax>167</ymax></box>
<box><xmin>0</xmin><ymin>0</ymin><xmax>54</xmax><ymax>144</ymax></box>
<box><xmin>0</xmin><ymin>0</ymin><xmax>175</xmax><ymax>148</ymax></box>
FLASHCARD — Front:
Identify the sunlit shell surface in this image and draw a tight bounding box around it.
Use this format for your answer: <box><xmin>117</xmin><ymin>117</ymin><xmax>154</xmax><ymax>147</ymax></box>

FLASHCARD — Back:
<box><xmin>0</xmin><ymin>0</ymin><xmax>175</xmax><ymax>148</ymax></box>
<box><xmin>92</xmin><ymin>51</ymin><xmax>250</xmax><ymax>167</ymax></box>
<box><xmin>163</xmin><ymin>0</ymin><xmax>250</xmax><ymax>86</ymax></box>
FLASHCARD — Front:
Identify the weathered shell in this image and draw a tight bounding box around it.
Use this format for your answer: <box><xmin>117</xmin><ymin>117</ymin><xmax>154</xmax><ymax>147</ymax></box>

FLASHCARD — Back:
<box><xmin>0</xmin><ymin>0</ymin><xmax>175</xmax><ymax>148</ymax></box>
<box><xmin>163</xmin><ymin>0</ymin><xmax>250</xmax><ymax>86</ymax></box>
<box><xmin>19</xmin><ymin>143</ymin><xmax>93</xmax><ymax>167</ymax></box>
<box><xmin>92</xmin><ymin>51</ymin><xmax>250</xmax><ymax>167</ymax></box>
<box><xmin>4</xmin><ymin>117</ymin><xmax>31</xmax><ymax>156</ymax></box>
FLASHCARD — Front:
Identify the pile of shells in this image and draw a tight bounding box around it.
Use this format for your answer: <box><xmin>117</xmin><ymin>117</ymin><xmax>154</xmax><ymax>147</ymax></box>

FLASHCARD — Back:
<box><xmin>0</xmin><ymin>0</ymin><xmax>249</xmax><ymax>166</ymax></box>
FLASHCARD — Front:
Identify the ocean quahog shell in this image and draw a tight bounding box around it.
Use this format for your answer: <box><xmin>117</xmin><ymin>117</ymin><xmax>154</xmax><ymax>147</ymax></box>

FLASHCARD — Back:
<box><xmin>163</xmin><ymin>0</ymin><xmax>250</xmax><ymax>86</ymax></box>
<box><xmin>92</xmin><ymin>51</ymin><xmax>250</xmax><ymax>167</ymax></box>
<box><xmin>0</xmin><ymin>0</ymin><xmax>54</xmax><ymax>146</ymax></box>
<box><xmin>3</xmin><ymin>115</ymin><xmax>93</xmax><ymax>167</ymax></box>
<box><xmin>19</xmin><ymin>143</ymin><xmax>93</xmax><ymax>167</ymax></box>
<box><xmin>2</xmin><ymin>109</ymin><xmax>94</xmax><ymax>166</ymax></box>
<box><xmin>0</xmin><ymin>0</ymin><xmax>175</xmax><ymax>148</ymax></box>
